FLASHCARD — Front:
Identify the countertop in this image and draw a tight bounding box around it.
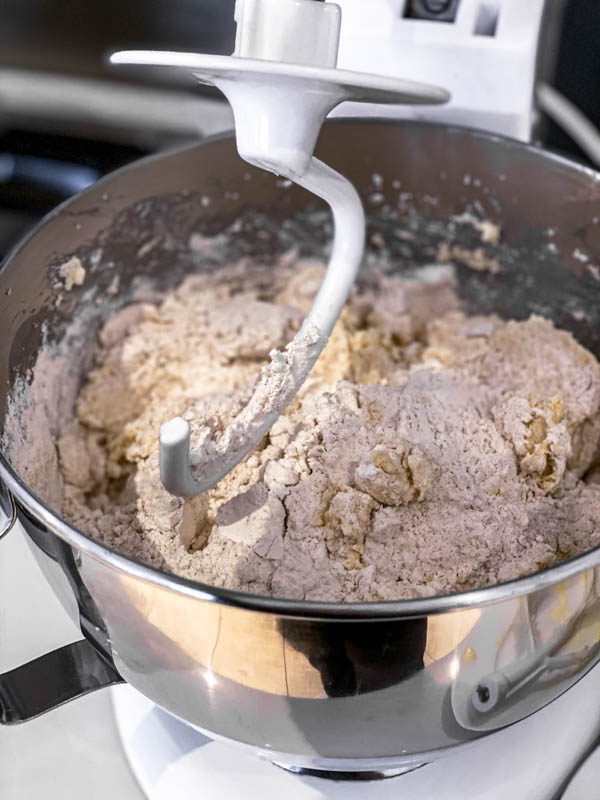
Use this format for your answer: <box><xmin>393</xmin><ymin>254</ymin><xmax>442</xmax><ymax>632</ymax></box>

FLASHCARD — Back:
<box><xmin>0</xmin><ymin>522</ymin><xmax>145</xmax><ymax>800</ymax></box>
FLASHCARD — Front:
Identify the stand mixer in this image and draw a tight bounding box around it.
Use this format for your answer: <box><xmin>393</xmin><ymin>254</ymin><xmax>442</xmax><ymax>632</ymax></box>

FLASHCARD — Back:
<box><xmin>105</xmin><ymin>2</ymin><xmax>600</xmax><ymax>794</ymax></box>
<box><xmin>111</xmin><ymin>3</ymin><xmax>600</xmax><ymax>794</ymax></box>
<box><xmin>3</xmin><ymin>2</ymin><xmax>600</xmax><ymax>799</ymax></box>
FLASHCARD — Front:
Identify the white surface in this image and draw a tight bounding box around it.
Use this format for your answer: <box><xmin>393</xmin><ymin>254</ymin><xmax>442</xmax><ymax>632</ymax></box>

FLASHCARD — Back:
<box><xmin>113</xmin><ymin>665</ymin><xmax>600</xmax><ymax>800</ymax></box>
<box><xmin>0</xmin><ymin>522</ymin><xmax>144</xmax><ymax>800</ymax></box>
<box><xmin>334</xmin><ymin>0</ymin><xmax>545</xmax><ymax>140</ymax></box>
<box><xmin>564</xmin><ymin>747</ymin><xmax>600</xmax><ymax>800</ymax></box>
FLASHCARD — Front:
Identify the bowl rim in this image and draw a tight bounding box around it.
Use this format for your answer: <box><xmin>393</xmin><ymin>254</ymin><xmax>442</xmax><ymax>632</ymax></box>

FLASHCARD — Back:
<box><xmin>2</xmin><ymin>117</ymin><xmax>600</xmax><ymax>621</ymax></box>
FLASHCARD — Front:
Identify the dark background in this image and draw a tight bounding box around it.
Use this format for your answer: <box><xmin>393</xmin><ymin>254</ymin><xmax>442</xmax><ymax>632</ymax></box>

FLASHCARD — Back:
<box><xmin>544</xmin><ymin>0</ymin><xmax>600</xmax><ymax>162</ymax></box>
<box><xmin>0</xmin><ymin>0</ymin><xmax>237</xmax><ymax>80</ymax></box>
<box><xmin>0</xmin><ymin>0</ymin><xmax>598</xmax><ymax>257</ymax></box>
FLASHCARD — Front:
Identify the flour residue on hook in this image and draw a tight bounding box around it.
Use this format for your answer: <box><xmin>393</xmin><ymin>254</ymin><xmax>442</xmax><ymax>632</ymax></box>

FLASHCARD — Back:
<box><xmin>160</xmin><ymin>157</ymin><xmax>365</xmax><ymax>495</ymax></box>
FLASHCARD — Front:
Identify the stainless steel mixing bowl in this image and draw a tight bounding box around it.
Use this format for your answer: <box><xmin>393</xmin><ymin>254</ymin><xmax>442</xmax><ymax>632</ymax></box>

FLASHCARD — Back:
<box><xmin>1</xmin><ymin>120</ymin><xmax>600</xmax><ymax>775</ymax></box>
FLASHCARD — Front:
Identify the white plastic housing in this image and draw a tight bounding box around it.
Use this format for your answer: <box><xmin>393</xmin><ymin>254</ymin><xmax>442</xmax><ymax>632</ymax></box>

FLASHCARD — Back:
<box><xmin>333</xmin><ymin>0</ymin><xmax>546</xmax><ymax>141</ymax></box>
<box><xmin>234</xmin><ymin>0</ymin><xmax>341</xmax><ymax>68</ymax></box>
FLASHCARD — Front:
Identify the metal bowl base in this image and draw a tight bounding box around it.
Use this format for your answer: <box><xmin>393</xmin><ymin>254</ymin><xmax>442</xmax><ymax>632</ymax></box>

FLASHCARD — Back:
<box><xmin>269</xmin><ymin>762</ymin><xmax>426</xmax><ymax>781</ymax></box>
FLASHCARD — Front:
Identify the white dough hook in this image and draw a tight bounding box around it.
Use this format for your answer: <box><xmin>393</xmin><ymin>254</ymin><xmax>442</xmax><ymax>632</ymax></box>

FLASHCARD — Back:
<box><xmin>110</xmin><ymin>0</ymin><xmax>449</xmax><ymax>497</ymax></box>
<box><xmin>159</xmin><ymin>157</ymin><xmax>363</xmax><ymax>495</ymax></box>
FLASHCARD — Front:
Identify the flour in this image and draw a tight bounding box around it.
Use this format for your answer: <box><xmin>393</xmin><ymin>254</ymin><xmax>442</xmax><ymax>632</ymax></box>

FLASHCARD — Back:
<box><xmin>12</xmin><ymin>258</ymin><xmax>600</xmax><ymax>601</ymax></box>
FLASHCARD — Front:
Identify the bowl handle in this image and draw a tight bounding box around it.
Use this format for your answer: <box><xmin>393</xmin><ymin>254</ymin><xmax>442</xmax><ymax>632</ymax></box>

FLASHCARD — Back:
<box><xmin>0</xmin><ymin>479</ymin><xmax>124</xmax><ymax>724</ymax></box>
<box><xmin>0</xmin><ymin>479</ymin><xmax>16</xmax><ymax>541</ymax></box>
<box><xmin>0</xmin><ymin>639</ymin><xmax>123</xmax><ymax>725</ymax></box>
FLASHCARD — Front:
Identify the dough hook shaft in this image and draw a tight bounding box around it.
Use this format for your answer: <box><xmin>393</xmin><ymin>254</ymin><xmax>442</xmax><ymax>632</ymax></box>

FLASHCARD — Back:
<box><xmin>159</xmin><ymin>156</ymin><xmax>365</xmax><ymax>496</ymax></box>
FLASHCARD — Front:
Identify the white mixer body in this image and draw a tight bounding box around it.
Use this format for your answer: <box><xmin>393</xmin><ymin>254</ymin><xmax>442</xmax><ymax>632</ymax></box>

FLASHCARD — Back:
<box><xmin>334</xmin><ymin>0</ymin><xmax>546</xmax><ymax>140</ymax></box>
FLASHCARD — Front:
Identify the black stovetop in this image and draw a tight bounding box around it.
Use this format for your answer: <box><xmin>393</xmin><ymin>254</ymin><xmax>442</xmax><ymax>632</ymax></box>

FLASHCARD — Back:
<box><xmin>0</xmin><ymin>129</ymin><xmax>148</xmax><ymax>259</ymax></box>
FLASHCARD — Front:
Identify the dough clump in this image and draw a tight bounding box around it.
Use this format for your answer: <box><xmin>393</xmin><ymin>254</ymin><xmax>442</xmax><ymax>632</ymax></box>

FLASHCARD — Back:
<box><xmin>58</xmin><ymin>260</ymin><xmax>600</xmax><ymax>601</ymax></box>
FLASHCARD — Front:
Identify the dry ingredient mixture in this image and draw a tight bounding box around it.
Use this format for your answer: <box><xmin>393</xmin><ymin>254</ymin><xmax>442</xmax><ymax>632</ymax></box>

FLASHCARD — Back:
<box><xmin>54</xmin><ymin>259</ymin><xmax>600</xmax><ymax>601</ymax></box>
